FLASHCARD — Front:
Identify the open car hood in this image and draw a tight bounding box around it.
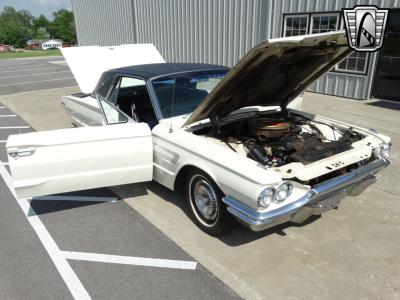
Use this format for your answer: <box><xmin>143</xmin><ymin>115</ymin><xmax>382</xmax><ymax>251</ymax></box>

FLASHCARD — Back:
<box><xmin>61</xmin><ymin>44</ymin><xmax>165</xmax><ymax>94</ymax></box>
<box><xmin>183</xmin><ymin>31</ymin><xmax>352</xmax><ymax>126</ymax></box>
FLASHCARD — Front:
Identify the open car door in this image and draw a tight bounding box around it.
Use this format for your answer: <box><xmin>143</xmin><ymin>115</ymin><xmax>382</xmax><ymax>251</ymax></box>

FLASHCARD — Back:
<box><xmin>6</xmin><ymin>122</ymin><xmax>152</xmax><ymax>199</ymax></box>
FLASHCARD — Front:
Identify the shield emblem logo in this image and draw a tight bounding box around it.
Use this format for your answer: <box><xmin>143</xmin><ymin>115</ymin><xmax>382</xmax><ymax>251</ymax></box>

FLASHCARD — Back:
<box><xmin>343</xmin><ymin>6</ymin><xmax>389</xmax><ymax>51</ymax></box>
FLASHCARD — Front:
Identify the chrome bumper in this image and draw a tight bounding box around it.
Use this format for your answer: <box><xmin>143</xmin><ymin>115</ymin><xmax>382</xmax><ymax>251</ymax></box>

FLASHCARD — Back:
<box><xmin>223</xmin><ymin>159</ymin><xmax>389</xmax><ymax>232</ymax></box>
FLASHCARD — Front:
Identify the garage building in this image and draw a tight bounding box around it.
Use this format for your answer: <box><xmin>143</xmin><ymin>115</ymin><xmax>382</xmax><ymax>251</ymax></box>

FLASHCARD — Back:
<box><xmin>71</xmin><ymin>0</ymin><xmax>400</xmax><ymax>101</ymax></box>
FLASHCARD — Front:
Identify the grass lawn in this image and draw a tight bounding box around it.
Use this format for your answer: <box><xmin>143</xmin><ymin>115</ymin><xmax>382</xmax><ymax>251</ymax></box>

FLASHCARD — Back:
<box><xmin>0</xmin><ymin>49</ymin><xmax>62</xmax><ymax>60</ymax></box>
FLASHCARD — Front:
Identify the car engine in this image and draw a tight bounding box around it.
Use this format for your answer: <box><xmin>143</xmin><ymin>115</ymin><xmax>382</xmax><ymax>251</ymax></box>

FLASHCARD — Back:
<box><xmin>212</xmin><ymin>113</ymin><xmax>364</xmax><ymax>167</ymax></box>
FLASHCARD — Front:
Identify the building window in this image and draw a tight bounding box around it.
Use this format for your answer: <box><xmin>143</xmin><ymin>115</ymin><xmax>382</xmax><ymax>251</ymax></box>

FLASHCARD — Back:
<box><xmin>284</xmin><ymin>15</ymin><xmax>308</xmax><ymax>36</ymax></box>
<box><xmin>283</xmin><ymin>13</ymin><xmax>339</xmax><ymax>37</ymax></box>
<box><xmin>336</xmin><ymin>52</ymin><xmax>368</xmax><ymax>74</ymax></box>
<box><xmin>282</xmin><ymin>12</ymin><xmax>368</xmax><ymax>75</ymax></box>
<box><xmin>311</xmin><ymin>14</ymin><xmax>339</xmax><ymax>33</ymax></box>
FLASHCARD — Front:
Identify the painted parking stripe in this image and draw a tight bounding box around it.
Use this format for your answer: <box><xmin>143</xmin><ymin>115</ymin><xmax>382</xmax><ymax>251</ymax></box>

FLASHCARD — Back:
<box><xmin>0</xmin><ymin>77</ymin><xmax>75</xmax><ymax>87</ymax></box>
<box><xmin>0</xmin><ymin>126</ymin><xmax>30</xmax><ymax>129</ymax></box>
<box><xmin>1</xmin><ymin>162</ymin><xmax>8</xmax><ymax>166</ymax></box>
<box><xmin>63</xmin><ymin>251</ymin><xmax>197</xmax><ymax>270</ymax></box>
<box><xmin>0</xmin><ymin>107</ymin><xmax>5</xmax><ymax>109</ymax></box>
<box><xmin>0</xmin><ymin>115</ymin><xmax>17</xmax><ymax>117</ymax></box>
<box><xmin>0</xmin><ymin>162</ymin><xmax>91</xmax><ymax>299</ymax></box>
<box><xmin>0</xmin><ymin>71</ymin><xmax>71</xmax><ymax>80</ymax></box>
<box><xmin>0</xmin><ymin>140</ymin><xmax>6</xmax><ymax>142</ymax></box>
<box><xmin>32</xmin><ymin>195</ymin><xmax>117</xmax><ymax>202</ymax></box>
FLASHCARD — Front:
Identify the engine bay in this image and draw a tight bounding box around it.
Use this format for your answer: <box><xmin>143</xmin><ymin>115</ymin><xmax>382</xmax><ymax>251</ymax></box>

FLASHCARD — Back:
<box><xmin>194</xmin><ymin>112</ymin><xmax>364</xmax><ymax>168</ymax></box>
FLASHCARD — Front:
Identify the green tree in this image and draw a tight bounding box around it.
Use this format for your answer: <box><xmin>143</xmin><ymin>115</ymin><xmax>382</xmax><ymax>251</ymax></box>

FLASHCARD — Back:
<box><xmin>0</xmin><ymin>6</ymin><xmax>33</xmax><ymax>47</ymax></box>
<box><xmin>49</xmin><ymin>9</ymin><xmax>76</xmax><ymax>44</ymax></box>
<box><xmin>33</xmin><ymin>14</ymin><xmax>50</xmax><ymax>32</ymax></box>
<box><xmin>35</xmin><ymin>27</ymin><xmax>50</xmax><ymax>40</ymax></box>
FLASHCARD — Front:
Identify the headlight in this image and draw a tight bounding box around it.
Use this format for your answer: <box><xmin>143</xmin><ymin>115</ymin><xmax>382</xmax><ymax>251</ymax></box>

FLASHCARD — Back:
<box><xmin>274</xmin><ymin>182</ymin><xmax>293</xmax><ymax>203</ymax></box>
<box><xmin>380</xmin><ymin>143</ymin><xmax>390</xmax><ymax>159</ymax></box>
<box><xmin>257</xmin><ymin>187</ymin><xmax>275</xmax><ymax>208</ymax></box>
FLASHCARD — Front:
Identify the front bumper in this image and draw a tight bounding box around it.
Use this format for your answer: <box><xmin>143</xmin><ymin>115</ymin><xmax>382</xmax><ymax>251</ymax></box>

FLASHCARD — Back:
<box><xmin>223</xmin><ymin>158</ymin><xmax>389</xmax><ymax>232</ymax></box>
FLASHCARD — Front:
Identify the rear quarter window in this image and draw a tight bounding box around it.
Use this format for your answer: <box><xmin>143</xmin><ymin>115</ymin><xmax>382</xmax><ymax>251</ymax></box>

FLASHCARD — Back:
<box><xmin>95</xmin><ymin>74</ymin><xmax>115</xmax><ymax>98</ymax></box>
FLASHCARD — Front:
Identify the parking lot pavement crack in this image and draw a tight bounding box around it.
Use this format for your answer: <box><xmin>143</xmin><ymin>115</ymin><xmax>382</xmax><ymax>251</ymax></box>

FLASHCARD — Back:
<box><xmin>371</xmin><ymin>186</ymin><xmax>400</xmax><ymax>198</ymax></box>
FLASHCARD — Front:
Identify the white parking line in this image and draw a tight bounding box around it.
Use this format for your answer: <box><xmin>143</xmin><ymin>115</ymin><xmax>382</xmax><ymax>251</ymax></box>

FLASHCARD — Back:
<box><xmin>0</xmin><ymin>126</ymin><xmax>30</xmax><ymax>129</ymax></box>
<box><xmin>0</xmin><ymin>115</ymin><xmax>17</xmax><ymax>117</ymax></box>
<box><xmin>0</xmin><ymin>107</ymin><xmax>5</xmax><ymax>109</ymax></box>
<box><xmin>0</xmin><ymin>71</ymin><xmax>71</xmax><ymax>80</ymax></box>
<box><xmin>0</xmin><ymin>162</ymin><xmax>91</xmax><ymax>300</ymax></box>
<box><xmin>32</xmin><ymin>195</ymin><xmax>117</xmax><ymax>202</ymax></box>
<box><xmin>63</xmin><ymin>251</ymin><xmax>197</xmax><ymax>270</ymax></box>
<box><xmin>1</xmin><ymin>162</ymin><xmax>9</xmax><ymax>166</ymax></box>
<box><xmin>0</xmin><ymin>140</ymin><xmax>6</xmax><ymax>142</ymax></box>
<box><xmin>0</xmin><ymin>77</ymin><xmax>74</xmax><ymax>87</ymax></box>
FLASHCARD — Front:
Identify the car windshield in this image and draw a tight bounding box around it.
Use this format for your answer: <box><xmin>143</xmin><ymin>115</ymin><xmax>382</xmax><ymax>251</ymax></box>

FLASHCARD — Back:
<box><xmin>151</xmin><ymin>69</ymin><xmax>228</xmax><ymax>118</ymax></box>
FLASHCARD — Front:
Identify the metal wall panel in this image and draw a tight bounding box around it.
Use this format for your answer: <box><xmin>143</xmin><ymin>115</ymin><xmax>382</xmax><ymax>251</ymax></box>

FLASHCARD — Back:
<box><xmin>133</xmin><ymin>0</ymin><xmax>266</xmax><ymax>67</ymax></box>
<box><xmin>72</xmin><ymin>0</ymin><xmax>137</xmax><ymax>46</ymax></box>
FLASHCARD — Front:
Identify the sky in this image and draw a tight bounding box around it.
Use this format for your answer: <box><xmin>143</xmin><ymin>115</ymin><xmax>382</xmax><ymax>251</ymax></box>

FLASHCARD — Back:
<box><xmin>0</xmin><ymin>0</ymin><xmax>72</xmax><ymax>19</ymax></box>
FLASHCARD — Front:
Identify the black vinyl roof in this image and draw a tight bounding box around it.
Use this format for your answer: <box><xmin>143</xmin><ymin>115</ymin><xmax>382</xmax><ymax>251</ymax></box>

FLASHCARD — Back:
<box><xmin>106</xmin><ymin>63</ymin><xmax>229</xmax><ymax>80</ymax></box>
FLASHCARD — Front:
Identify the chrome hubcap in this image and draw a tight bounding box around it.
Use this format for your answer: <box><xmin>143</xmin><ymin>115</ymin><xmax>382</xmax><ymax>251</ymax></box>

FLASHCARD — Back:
<box><xmin>193</xmin><ymin>179</ymin><xmax>218</xmax><ymax>221</ymax></box>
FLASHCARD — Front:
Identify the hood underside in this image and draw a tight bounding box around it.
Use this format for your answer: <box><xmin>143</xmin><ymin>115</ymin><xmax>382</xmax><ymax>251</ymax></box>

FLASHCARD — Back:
<box><xmin>183</xmin><ymin>31</ymin><xmax>352</xmax><ymax>126</ymax></box>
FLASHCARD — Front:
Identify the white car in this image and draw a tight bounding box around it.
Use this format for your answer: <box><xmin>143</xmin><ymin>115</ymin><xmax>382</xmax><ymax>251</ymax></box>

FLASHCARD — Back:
<box><xmin>6</xmin><ymin>31</ymin><xmax>391</xmax><ymax>235</ymax></box>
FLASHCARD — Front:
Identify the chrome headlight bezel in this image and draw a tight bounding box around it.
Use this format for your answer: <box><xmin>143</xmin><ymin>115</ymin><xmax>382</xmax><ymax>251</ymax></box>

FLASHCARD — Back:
<box><xmin>257</xmin><ymin>187</ymin><xmax>275</xmax><ymax>208</ymax></box>
<box><xmin>380</xmin><ymin>143</ymin><xmax>391</xmax><ymax>159</ymax></box>
<box><xmin>257</xmin><ymin>182</ymin><xmax>294</xmax><ymax>209</ymax></box>
<box><xmin>274</xmin><ymin>182</ymin><xmax>293</xmax><ymax>203</ymax></box>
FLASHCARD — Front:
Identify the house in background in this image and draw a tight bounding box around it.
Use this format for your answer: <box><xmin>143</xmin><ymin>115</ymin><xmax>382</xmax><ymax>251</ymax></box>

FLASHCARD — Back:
<box><xmin>26</xmin><ymin>39</ymin><xmax>46</xmax><ymax>49</ymax></box>
<box><xmin>0</xmin><ymin>44</ymin><xmax>13</xmax><ymax>52</ymax></box>
<box><xmin>26</xmin><ymin>39</ymin><xmax>70</xmax><ymax>50</ymax></box>
<box><xmin>41</xmin><ymin>39</ymin><xmax>63</xmax><ymax>50</ymax></box>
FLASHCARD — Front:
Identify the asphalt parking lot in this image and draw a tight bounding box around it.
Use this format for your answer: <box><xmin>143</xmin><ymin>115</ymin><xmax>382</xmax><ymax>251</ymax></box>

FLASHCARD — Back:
<box><xmin>0</xmin><ymin>57</ymin><xmax>76</xmax><ymax>95</ymax></box>
<box><xmin>0</xmin><ymin>56</ymin><xmax>399</xmax><ymax>300</ymax></box>
<box><xmin>0</xmin><ymin>58</ymin><xmax>238</xmax><ymax>299</ymax></box>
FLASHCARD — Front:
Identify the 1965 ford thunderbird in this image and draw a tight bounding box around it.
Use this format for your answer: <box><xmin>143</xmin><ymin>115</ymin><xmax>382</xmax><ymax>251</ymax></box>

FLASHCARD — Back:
<box><xmin>6</xmin><ymin>31</ymin><xmax>391</xmax><ymax>235</ymax></box>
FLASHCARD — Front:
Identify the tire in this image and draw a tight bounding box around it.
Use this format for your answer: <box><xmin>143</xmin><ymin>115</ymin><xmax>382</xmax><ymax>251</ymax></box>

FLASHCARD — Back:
<box><xmin>186</xmin><ymin>170</ymin><xmax>234</xmax><ymax>235</ymax></box>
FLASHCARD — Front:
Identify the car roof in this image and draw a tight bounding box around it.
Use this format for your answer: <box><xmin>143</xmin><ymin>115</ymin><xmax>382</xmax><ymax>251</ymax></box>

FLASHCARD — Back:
<box><xmin>106</xmin><ymin>63</ymin><xmax>230</xmax><ymax>80</ymax></box>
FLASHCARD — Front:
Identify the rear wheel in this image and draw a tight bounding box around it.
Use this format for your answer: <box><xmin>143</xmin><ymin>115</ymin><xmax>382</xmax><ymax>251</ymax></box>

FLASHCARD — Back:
<box><xmin>186</xmin><ymin>170</ymin><xmax>234</xmax><ymax>235</ymax></box>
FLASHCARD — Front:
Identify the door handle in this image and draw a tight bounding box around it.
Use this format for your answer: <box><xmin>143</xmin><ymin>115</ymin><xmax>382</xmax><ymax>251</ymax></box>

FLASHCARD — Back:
<box><xmin>7</xmin><ymin>147</ymin><xmax>36</xmax><ymax>159</ymax></box>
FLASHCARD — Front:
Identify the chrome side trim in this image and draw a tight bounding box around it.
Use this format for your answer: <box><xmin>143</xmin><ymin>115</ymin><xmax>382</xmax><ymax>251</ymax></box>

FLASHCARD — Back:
<box><xmin>223</xmin><ymin>158</ymin><xmax>389</xmax><ymax>231</ymax></box>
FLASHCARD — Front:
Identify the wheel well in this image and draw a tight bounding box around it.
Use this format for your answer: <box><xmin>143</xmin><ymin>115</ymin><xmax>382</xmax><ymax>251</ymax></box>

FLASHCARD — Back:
<box><xmin>174</xmin><ymin>165</ymin><xmax>196</xmax><ymax>192</ymax></box>
<box><xmin>174</xmin><ymin>165</ymin><xmax>222</xmax><ymax>195</ymax></box>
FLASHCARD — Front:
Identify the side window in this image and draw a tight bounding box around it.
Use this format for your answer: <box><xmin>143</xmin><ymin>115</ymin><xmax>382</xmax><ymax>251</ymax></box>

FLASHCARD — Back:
<box><xmin>120</xmin><ymin>77</ymin><xmax>145</xmax><ymax>88</ymax></box>
<box><xmin>110</xmin><ymin>76</ymin><xmax>158</xmax><ymax>127</ymax></box>
<box><xmin>108</xmin><ymin>77</ymin><xmax>144</xmax><ymax>104</ymax></box>
<box><xmin>98</xmin><ymin>97</ymin><xmax>129</xmax><ymax>125</ymax></box>
<box><xmin>108</xmin><ymin>80</ymin><xmax>120</xmax><ymax>104</ymax></box>
<box><xmin>96</xmin><ymin>75</ymin><xmax>115</xmax><ymax>98</ymax></box>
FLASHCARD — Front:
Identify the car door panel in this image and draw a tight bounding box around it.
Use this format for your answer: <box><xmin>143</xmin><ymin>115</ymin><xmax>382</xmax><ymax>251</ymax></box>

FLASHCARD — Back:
<box><xmin>7</xmin><ymin>123</ymin><xmax>152</xmax><ymax>199</ymax></box>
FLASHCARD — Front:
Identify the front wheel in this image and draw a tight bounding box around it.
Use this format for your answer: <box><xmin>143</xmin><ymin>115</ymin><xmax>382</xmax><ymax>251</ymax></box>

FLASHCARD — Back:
<box><xmin>186</xmin><ymin>170</ymin><xmax>234</xmax><ymax>235</ymax></box>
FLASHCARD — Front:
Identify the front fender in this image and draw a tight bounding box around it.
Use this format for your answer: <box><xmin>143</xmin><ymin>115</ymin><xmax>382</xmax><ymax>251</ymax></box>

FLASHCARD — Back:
<box><xmin>152</xmin><ymin>125</ymin><xmax>282</xmax><ymax>209</ymax></box>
